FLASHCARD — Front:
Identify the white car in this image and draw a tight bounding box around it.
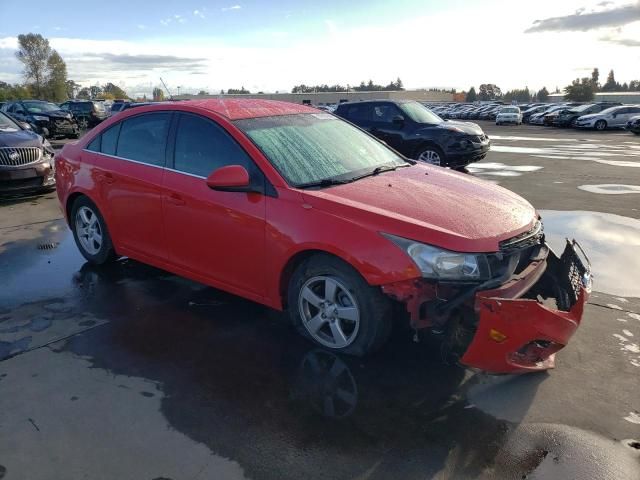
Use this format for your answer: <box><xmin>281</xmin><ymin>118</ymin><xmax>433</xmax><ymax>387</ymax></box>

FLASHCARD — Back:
<box><xmin>575</xmin><ymin>105</ymin><xmax>640</xmax><ymax>131</ymax></box>
<box><xmin>496</xmin><ymin>106</ymin><xmax>522</xmax><ymax>125</ymax></box>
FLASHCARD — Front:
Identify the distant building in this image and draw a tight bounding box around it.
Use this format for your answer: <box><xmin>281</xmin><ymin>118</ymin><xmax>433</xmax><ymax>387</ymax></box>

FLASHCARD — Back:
<box><xmin>174</xmin><ymin>89</ymin><xmax>454</xmax><ymax>105</ymax></box>
<box><xmin>548</xmin><ymin>91</ymin><xmax>640</xmax><ymax>104</ymax></box>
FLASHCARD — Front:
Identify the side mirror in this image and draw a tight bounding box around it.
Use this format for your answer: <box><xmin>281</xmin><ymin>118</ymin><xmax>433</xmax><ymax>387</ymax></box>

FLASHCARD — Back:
<box><xmin>392</xmin><ymin>114</ymin><xmax>405</xmax><ymax>126</ymax></box>
<box><xmin>206</xmin><ymin>165</ymin><xmax>251</xmax><ymax>192</ymax></box>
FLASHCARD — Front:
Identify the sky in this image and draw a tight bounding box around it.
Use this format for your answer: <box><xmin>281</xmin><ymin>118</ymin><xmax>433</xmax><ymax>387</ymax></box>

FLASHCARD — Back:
<box><xmin>0</xmin><ymin>0</ymin><xmax>639</xmax><ymax>97</ymax></box>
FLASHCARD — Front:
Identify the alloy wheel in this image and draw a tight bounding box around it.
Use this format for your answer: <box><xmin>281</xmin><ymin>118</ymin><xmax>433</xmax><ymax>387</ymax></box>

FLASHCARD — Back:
<box><xmin>418</xmin><ymin>149</ymin><xmax>441</xmax><ymax>166</ymax></box>
<box><xmin>299</xmin><ymin>276</ymin><xmax>360</xmax><ymax>349</ymax></box>
<box><xmin>75</xmin><ymin>206</ymin><xmax>103</xmax><ymax>255</ymax></box>
<box><xmin>595</xmin><ymin>120</ymin><xmax>606</xmax><ymax>131</ymax></box>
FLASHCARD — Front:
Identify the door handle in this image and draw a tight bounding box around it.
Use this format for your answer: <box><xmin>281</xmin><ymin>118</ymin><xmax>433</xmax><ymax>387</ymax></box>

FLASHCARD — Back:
<box><xmin>167</xmin><ymin>193</ymin><xmax>185</xmax><ymax>206</ymax></box>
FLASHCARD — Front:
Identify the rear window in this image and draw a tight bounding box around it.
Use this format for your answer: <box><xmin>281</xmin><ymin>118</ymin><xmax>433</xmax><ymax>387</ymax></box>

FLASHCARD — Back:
<box><xmin>116</xmin><ymin>113</ymin><xmax>170</xmax><ymax>166</ymax></box>
<box><xmin>101</xmin><ymin>124</ymin><xmax>120</xmax><ymax>155</ymax></box>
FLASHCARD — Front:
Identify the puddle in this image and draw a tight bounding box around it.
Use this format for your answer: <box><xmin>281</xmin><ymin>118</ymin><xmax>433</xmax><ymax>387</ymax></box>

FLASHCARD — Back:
<box><xmin>467</xmin><ymin>162</ymin><xmax>543</xmax><ymax>178</ymax></box>
<box><xmin>492</xmin><ymin>139</ymin><xmax>640</xmax><ymax>168</ymax></box>
<box><xmin>594</xmin><ymin>159</ymin><xmax>640</xmax><ymax>168</ymax></box>
<box><xmin>540</xmin><ymin>210</ymin><xmax>640</xmax><ymax>298</ymax></box>
<box><xmin>578</xmin><ymin>185</ymin><xmax>640</xmax><ymax>195</ymax></box>
<box><xmin>488</xmin><ymin>135</ymin><xmax>580</xmax><ymax>142</ymax></box>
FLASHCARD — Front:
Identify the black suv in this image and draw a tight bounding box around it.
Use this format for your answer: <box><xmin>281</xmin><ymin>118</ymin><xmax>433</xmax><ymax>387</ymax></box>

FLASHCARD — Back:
<box><xmin>0</xmin><ymin>110</ymin><xmax>56</xmax><ymax>194</ymax></box>
<box><xmin>335</xmin><ymin>100</ymin><xmax>490</xmax><ymax>168</ymax></box>
<box><xmin>59</xmin><ymin>100</ymin><xmax>107</xmax><ymax>129</ymax></box>
<box><xmin>0</xmin><ymin>100</ymin><xmax>79</xmax><ymax>139</ymax></box>
<box><xmin>554</xmin><ymin>102</ymin><xmax>622</xmax><ymax>127</ymax></box>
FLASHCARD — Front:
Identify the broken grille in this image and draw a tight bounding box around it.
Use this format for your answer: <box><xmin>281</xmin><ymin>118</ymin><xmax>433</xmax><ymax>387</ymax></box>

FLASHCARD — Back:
<box><xmin>0</xmin><ymin>147</ymin><xmax>42</xmax><ymax>167</ymax></box>
<box><xmin>499</xmin><ymin>220</ymin><xmax>544</xmax><ymax>252</ymax></box>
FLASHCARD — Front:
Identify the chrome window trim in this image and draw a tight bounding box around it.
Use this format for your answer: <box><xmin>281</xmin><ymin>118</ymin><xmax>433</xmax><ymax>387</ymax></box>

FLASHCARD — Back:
<box><xmin>81</xmin><ymin>149</ymin><xmax>207</xmax><ymax>179</ymax></box>
<box><xmin>81</xmin><ymin>149</ymin><xmax>165</xmax><ymax>170</ymax></box>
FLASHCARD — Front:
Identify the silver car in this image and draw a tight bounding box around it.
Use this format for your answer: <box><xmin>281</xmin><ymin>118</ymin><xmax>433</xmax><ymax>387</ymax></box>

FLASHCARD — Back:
<box><xmin>575</xmin><ymin>105</ymin><xmax>640</xmax><ymax>131</ymax></box>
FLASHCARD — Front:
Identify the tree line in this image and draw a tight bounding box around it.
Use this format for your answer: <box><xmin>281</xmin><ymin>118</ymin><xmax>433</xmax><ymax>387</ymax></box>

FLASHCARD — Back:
<box><xmin>291</xmin><ymin>78</ymin><xmax>404</xmax><ymax>94</ymax></box>
<box><xmin>464</xmin><ymin>84</ymin><xmax>551</xmax><ymax>103</ymax></box>
<box><xmin>564</xmin><ymin>68</ymin><xmax>640</xmax><ymax>102</ymax></box>
<box><xmin>0</xmin><ymin>32</ymin><xmax>131</xmax><ymax>103</ymax></box>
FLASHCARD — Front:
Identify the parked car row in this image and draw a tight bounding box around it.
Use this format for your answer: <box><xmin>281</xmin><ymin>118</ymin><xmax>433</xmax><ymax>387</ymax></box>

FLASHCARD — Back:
<box><xmin>0</xmin><ymin>98</ymin><xmax>150</xmax><ymax>140</ymax></box>
<box><xmin>425</xmin><ymin>101</ymin><xmax>640</xmax><ymax>133</ymax></box>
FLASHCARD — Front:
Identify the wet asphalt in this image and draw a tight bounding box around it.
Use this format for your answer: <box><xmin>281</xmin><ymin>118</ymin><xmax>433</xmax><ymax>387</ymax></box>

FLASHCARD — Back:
<box><xmin>0</xmin><ymin>123</ymin><xmax>639</xmax><ymax>480</ymax></box>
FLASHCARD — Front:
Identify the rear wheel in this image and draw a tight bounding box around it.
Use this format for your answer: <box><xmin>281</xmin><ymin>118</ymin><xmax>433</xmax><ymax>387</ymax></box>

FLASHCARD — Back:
<box><xmin>70</xmin><ymin>196</ymin><xmax>117</xmax><ymax>265</ymax></box>
<box><xmin>595</xmin><ymin>120</ymin><xmax>607</xmax><ymax>131</ymax></box>
<box><xmin>415</xmin><ymin>145</ymin><xmax>445</xmax><ymax>167</ymax></box>
<box><xmin>288</xmin><ymin>254</ymin><xmax>392</xmax><ymax>356</ymax></box>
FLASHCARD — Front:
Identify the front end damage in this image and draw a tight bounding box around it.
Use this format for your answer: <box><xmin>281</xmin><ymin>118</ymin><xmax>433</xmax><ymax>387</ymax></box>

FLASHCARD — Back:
<box><xmin>382</xmin><ymin>235</ymin><xmax>592</xmax><ymax>374</ymax></box>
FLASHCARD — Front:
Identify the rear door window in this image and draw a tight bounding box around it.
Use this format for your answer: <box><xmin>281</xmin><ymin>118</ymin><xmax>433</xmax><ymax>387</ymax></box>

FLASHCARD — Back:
<box><xmin>173</xmin><ymin>113</ymin><xmax>253</xmax><ymax>177</ymax></box>
<box><xmin>371</xmin><ymin>103</ymin><xmax>402</xmax><ymax>125</ymax></box>
<box><xmin>116</xmin><ymin>113</ymin><xmax>171</xmax><ymax>166</ymax></box>
<box><xmin>345</xmin><ymin>104</ymin><xmax>372</xmax><ymax>122</ymax></box>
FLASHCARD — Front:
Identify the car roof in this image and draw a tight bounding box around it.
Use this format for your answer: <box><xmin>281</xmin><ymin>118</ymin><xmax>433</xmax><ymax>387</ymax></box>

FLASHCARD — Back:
<box><xmin>337</xmin><ymin>99</ymin><xmax>413</xmax><ymax>107</ymax></box>
<box><xmin>174</xmin><ymin>99</ymin><xmax>318</xmax><ymax>120</ymax></box>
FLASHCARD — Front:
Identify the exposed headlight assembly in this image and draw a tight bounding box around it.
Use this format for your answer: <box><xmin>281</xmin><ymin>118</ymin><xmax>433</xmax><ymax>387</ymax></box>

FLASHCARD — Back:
<box><xmin>383</xmin><ymin>233</ymin><xmax>491</xmax><ymax>281</ymax></box>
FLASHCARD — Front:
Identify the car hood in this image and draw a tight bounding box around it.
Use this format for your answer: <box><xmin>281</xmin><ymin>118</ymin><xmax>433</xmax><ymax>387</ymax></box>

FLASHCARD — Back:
<box><xmin>0</xmin><ymin>128</ymin><xmax>42</xmax><ymax>148</ymax></box>
<box><xmin>301</xmin><ymin>164</ymin><xmax>536</xmax><ymax>253</ymax></box>
<box><xmin>31</xmin><ymin>110</ymin><xmax>73</xmax><ymax>119</ymax></box>
<box><xmin>431</xmin><ymin>121</ymin><xmax>484</xmax><ymax>135</ymax></box>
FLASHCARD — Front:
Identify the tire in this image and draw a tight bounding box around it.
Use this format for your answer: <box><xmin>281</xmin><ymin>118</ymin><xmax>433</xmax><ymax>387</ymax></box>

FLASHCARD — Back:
<box><xmin>70</xmin><ymin>196</ymin><xmax>117</xmax><ymax>265</ymax></box>
<box><xmin>594</xmin><ymin>120</ymin><xmax>607</xmax><ymax>131</ymax></box>
<box><xmin>415</xmin><ymin>145</ymin><xmax>446</xmax><ymax>167</ymax></box>
<box><xmin>288</xmin><ymin>254</ymin><xmax>393</xmax><ymax>356</ymax></box>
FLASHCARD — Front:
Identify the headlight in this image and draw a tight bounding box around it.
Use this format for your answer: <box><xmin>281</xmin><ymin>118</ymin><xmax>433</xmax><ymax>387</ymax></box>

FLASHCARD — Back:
<box><xmin>383</xmin><ymin>233</ymin><xmax>491</xmax><ymax>281</ymax></box>
<box><xmin>32</xmin><ymin>115</ymin><xmax>48</xmax><ymax>121</ymax></box>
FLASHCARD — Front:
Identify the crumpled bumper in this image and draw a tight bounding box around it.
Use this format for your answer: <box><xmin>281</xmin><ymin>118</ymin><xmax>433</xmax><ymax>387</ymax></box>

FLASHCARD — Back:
<box><xmin>460</xmin><ymin>241</ymin><xmax>591</xmax><ymax>374</ymax></box>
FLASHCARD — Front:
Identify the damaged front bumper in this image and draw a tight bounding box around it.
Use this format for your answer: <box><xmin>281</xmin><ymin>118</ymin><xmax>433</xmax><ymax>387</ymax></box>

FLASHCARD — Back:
<box><xmin>382</xmin><ymin>240</ymin><xmax>592</xmax><ymax>374</ymax></box>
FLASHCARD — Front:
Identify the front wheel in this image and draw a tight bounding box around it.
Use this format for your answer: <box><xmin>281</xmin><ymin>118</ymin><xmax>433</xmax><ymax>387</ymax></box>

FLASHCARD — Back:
<box><xmin>595</xmin><ymin>120</ymin><xmax>607</xmax><ymax>131</ymax></box>
<box><xmin>415</xmin><ymin>145</ymin><xmax>446</xmax><ymax>167</ymax></box>
<box><xmin>288</xmin><ymin>255</ymin><xmax>392</xmax><ymax>356</ymax></box>
<box><xmin>71</xmin><ymin>196</ymin><xmax>117</xmax><ymax>265</ymax></box>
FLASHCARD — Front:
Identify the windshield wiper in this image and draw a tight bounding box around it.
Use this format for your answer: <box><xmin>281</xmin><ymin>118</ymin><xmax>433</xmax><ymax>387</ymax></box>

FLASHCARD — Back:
<box><xmin>295</xmin><ymin>178</ymin><xmax>351</xmax><ymax>189</ymax></box>
<box><xmin>349</xmin><ymin>162</ymin><xmax>412</xmax><ymax>182</ymax></box>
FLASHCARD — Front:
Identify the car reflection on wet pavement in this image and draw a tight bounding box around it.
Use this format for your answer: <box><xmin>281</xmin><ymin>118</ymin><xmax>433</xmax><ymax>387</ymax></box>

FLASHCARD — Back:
<box><xmin>2</xmin><ymin>124</ymin><xmax>640</xmax><ymax>480</ymax></box>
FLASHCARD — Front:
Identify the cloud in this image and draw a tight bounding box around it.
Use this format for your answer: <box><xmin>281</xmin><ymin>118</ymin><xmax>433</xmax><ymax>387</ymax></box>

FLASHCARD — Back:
<box><xmin>526</xmin><ymin>3</ymin><xmax>640</xmax><ymax>33</ymax></box>
<box><xmin>137</xmin><ymin>24</ymin><xmax>146</xmax><ymax>30</ymax></box>
<box><xmin>160</xmin><ymin>14</ymin><xmax>187</xmax><ymax>26</ymax></box>
<box><xmin>193</xmin><ymin>9</ymin><xmax>206</xmax><ymax>19</ymax></box>
<box><xmin>600</xmin><ymin>34</ymin><xmax>640</xmax><ymax>46</ymax></box>
<box><xmin>221</xmin><ymin>5</ymin><xmax>241</xmax><ymax>11</ymax></box>
<box><xmin>91</xmin><ymin>53</ymin><xmax>208</xmax><ymax>71</ymax></box>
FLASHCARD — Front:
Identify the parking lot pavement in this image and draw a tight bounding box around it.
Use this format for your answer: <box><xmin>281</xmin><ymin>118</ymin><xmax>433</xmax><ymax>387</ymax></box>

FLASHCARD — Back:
<box><xmin>1</xmin><ymin>126</ymin><xmax>640</xmax><ymax>480</ymax></box>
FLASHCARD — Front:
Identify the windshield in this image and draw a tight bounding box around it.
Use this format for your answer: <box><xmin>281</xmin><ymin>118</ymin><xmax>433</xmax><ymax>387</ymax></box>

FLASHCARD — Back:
<box><xmin>500</xmin><ymin>107</ymin><xmax>519</xmax><ymax>113</ymax></box>
<box><xmin>600</xmin><ymin>106</ymin><xmax>622</xmax><ymax>115</ymax></box>
<box><xmin>234</xmin><ymin>113</ymin><xmax>407</xmax><ymax>187</ymax></box>
<box><xmin>569</xmin><ymin>104</ymin><xmax>593</xmax><ymax>113</ymax></box>
<box><xmin>0</xmin><ymin>111</ymin><xmax>20</xmax><ymax>132</ymax></box>
<box><xmin>399</xmin><ymin>102</ymin><xmax>443</xmax><ymax>124</ymax></box>
<box><xmin>23</xmin><ymin>102</ymin><xmax>59</xmax><ymax>113</ymax></box>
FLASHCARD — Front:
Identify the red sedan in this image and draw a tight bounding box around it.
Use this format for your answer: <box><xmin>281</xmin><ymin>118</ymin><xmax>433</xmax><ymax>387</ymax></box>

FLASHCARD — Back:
<box><xmin>55</xmin><ymin>99</ymin><xmax>591</xmax><ymax>373</ymax></box>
